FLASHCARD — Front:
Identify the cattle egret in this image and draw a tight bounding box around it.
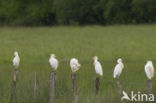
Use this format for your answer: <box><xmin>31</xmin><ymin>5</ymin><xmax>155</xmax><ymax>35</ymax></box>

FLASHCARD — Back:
<box><xmin>145</xmin><ymin>61</ymin><xmax>154</xmax><ymax>79</ymax></box>
<box><xmin>49</xmin><ymin>54</ymin><xmax>58</xmax><ymax>71</ymax></box>
<box><xmin>93</xmin><ymin>56</ymin><xmax>103</xmax><ymax>76</ymax></box>
<box><xmin>113</xmin><ymin>58</ymin><xmax>124</xmax><ymax>78</ymax></box>
<box><xmin>13</xmin><ymin>51</ymin><xmax>20</xmax><ymax>69</ymax></box>
<box><xmin>70</xmin><ymin>58</ymin><xmax>81</xmax><ymax>72</ymax></box>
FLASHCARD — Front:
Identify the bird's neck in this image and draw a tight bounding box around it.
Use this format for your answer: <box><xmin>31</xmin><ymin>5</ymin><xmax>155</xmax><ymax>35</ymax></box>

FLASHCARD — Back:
<box><xmin>94</xmin><ymin>60</ymin><xmax>98</xmax><ymax>64</ymax></box>
<box><xmin>119</xmin><ymin>62</ymin><xmax>124</xmax><ymax>67</ymax></box>
<box><xmin>118</xmin><ymin>62</ymin><xmax>122</xmax><ymax>64</ymax></box>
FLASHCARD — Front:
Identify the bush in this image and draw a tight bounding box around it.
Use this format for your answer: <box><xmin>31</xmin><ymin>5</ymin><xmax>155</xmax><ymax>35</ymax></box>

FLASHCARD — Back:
<box><xmin>0</xmin><ymin>0</ymin><xmax>155</xmax><ymax>26</ymax></box>
<box><xmin>131</xmin><ymin>0</ymin><xmax>156</xmax><ymax>23</ymax></box>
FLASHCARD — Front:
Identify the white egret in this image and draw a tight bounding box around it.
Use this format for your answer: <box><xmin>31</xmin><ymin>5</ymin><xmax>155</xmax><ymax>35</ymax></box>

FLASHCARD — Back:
<box><xmin>13</xmin><ymin>51</ymin><xmax>20</xmax><ymax>69</ymax></box>
<box><xmin>93</xmin><ymin>56</ymin><xmax>103</xmax><ymax>76</ymax></box>
<box><xmin>49</xmin><ymin>54</ymin><xmax>58</xmax><ymax>71</ymax></box>
<box><xmin>145</xmin><ymin>61</ymin><xmax>154</xmax><ymax>80</ymax></box>
<box><xmin>113</xmin><ymin>58</ymin><xmax>124</xmax><ymax>78</ymax></box>
<box><xmin>70</xmin><ymin>58</ymin><xmax>81</xmax><ymax>72</ymax></box>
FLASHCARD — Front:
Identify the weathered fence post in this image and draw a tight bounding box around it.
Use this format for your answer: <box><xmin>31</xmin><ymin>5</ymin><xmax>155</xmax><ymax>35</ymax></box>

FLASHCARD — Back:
<box><xmin>72</xmin><ymin>73</ymin><xmax>78</xmax><ymax>103</ymax></box>
<box><xmin>146</xmin><ymin>80</ymin><xmax>153</xmax><ymax>94</ymax></box>
<box><xmin>34</xmin><ymin>72</ymin><xmax>39</xmax><ymax>100</ymax></box>
<box><xmin>94</xmin><ymin>77</ymin><xmax>100</xmax><ymax>94</ymax></box>
<box><xmin>116</xmin><ymin>79</ymin><xmax>122</xmax><ymax>95</ymax></box>
<box><xmin>11</xmin><ymin>69</ymin><xmax>19</xmax><ymax>100</ymax></box>
<box><xmin>49</xmin><ymin>71</ymin><xmax>56</xmax><ymax>103</ymax></box>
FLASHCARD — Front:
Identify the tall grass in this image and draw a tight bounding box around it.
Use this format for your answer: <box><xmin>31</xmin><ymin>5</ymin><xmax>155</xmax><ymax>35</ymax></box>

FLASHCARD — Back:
<box><xmin>0</xmin><ymin>25</ymin><xmax>156</xmax><ymax>103</ymax></box>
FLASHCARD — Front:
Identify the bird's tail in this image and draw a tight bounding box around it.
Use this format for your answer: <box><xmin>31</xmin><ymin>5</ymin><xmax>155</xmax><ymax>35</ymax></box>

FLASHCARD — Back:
<box><xmin>100</xmin><ymin>72</ymin><xmax>103</xmax><ymax>76</ymax></box>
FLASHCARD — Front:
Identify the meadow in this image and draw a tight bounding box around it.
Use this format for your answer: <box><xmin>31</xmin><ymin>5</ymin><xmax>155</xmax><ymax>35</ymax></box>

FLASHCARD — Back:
<box><xmin>0</xmin><ymin>24</ymin><xmax>156</xmax><ymax>103</ymax></box>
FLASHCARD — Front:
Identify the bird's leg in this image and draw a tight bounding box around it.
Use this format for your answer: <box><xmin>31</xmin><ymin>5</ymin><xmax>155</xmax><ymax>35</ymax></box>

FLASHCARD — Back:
<box><xmin>116</xmin><ymin>78</ymin><xmax>122</xmax><ymax>95</ymax></box>
<box><xmin>146</xmin><ymin>80</ymin><xmax>153</xmax><ymax>94</ymax></box>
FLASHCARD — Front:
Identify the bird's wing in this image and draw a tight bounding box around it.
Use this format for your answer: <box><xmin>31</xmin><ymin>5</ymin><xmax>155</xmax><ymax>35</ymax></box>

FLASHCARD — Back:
<box><xmin>145</xmin><ymin>64</ymin><xmax>151</xmax><ymax>79</ymax></box>
<box><xmin>146</xmin><ymin>65</ymin><xmax>154</xmax><ymax>79</ymax></box>
<box><xmin>55</xmin><ymin>58</ymin><xmax>59</xmax><ymax>68</ymax></box>
<box><xmin>113</xmin><ymin>64</ymin><xmax>120</xmax><ymax>78</ymax></box>
<box><xmin>96</xmin><ymin>62</ymin><xmax>103</xmax><ymax>76</ymax></box>
<box><xmin>52</xmin><ymin>58</ymin><xmax>59</xmax><ymax>69</ymax></box>
<box><xmin>13</xmin><ymin>57</ymin><xmax>20</xmax><ymax>68</ymax></box>
<box><xmin>49</xmin><ymin>58</ymin><xmax>53</xmax><ymax>66</ymax></box>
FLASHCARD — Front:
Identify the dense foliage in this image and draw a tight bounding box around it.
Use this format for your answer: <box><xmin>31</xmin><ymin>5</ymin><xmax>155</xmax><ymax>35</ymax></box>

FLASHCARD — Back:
<box><xmin>0</xmin><ymin>0</ymin><xmax>155</xmax><ymax>26</ymax></box>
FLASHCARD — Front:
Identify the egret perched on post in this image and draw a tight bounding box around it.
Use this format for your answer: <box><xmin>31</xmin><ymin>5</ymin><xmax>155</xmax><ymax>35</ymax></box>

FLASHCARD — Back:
<box><xmin>93</xmin><ymin>56</ymin><xmax>103</xmax><ymax>94</ymax></box>
<box><xmin>113</xmin><ymin>58</ymin><xmax>124</xmax><ymax>94</ymax></box>
<box><xmin>113</xmin><ymin>58</ymin><xmax>124</xmax><ymax>78</ymax></box>
<box><xmin>12</xmin><ymin>51</ymin><xmax>20</xmax><ymax>95</ymax></box>
<box><xmin>70</xmin><ymin>58</ymin><xmax>80</xmax><ymax>103</ymax></box>
<box><xmin>145</xmin><ymin>61</ymin><xmax>155</xmax><ymax>93</ymax></box>
<box><xmin>70</xmin><ymin>58</ymin><xmax>81</xmax><ymax>73</ymax></box>
<box><xmin>49</xmin><ymin>54</ymin><xmax>58</xmax><ymax>102</ymax></box>
<box><xmin>93</xmin><ymin>56</ymin><xmax>103</xmax><ymax>76</ymax></box>
<box><xmin>145</xmin><ymin>61</ymin><xmax>154</xmax><ymax>80</ymax></box>
<box><xmin>13</xmin><ymin>51</ymin><xmax>20</xmax><ymax>69</ymax></box>
<box><xmin>49</xmin><ymin>54</ymin><xmax>59</xmax><ymax>71</ymax></box>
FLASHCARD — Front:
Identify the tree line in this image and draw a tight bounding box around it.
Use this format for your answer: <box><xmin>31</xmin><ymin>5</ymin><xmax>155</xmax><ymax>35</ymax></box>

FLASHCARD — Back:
<box><xmin>0</xmin><ymin>0</ymin><xmax>155</xmax><ymax>26</ymax></box>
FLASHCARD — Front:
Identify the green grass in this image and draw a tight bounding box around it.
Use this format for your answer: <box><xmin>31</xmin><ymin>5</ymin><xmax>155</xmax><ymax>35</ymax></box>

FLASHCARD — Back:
<box><xmin>0</xmin><ymin>24</ymin><xmax>156</xmax><ymax>103</ymax></box>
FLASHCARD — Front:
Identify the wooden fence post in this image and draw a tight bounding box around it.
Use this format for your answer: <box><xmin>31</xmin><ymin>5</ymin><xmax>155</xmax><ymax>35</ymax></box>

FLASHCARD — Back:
<box><xmin>94</xmin><ymin>77</ymin><xmax>100</xmax><ymax>94</ymax></box>
<box><xmin>49</xmin><ymin>71</ymin><xmax>56</xmax><ymax>103</ymax></box>
<box><xmin>116</xmin><ymin>79</ymin><xmax>122</xmax><ymax>95</ymax></box>
<box><xmin>34</xmin><ymin>72</ymin><xmax>39</xmax><ymax>100</ymax></box>
<box><xmin>72</xmin><ymin>73</ymin><xmax>78</xmax><ymax>103</ymax></box>
<box><xmin>146</xmin><ymin>80</ymin><xmax>153</xmax><ymax>94</ymax></box>
<box><xmin>11</xmin><ymin>69</ymin><xmax>19</xmax><ymax>101</ymax></box>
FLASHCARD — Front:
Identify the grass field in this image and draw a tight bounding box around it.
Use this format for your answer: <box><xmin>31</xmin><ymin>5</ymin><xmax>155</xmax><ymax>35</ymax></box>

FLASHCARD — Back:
<box><xmin>0</xmin><ymin>25</ymin><xmax>156</xmax><ymax>103</ymax></box>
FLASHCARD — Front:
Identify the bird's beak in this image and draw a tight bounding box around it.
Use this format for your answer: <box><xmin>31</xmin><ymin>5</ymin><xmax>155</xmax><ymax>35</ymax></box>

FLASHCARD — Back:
<box><xmin>78</xmin><ymin>63</ymin><xmax>81</xmax><ymax>68</ymax></box>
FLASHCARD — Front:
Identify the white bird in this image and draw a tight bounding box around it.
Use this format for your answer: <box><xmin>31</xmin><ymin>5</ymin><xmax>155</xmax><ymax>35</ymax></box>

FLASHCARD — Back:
<box><xmin>93</xmin><ymin>56</ymin><xmax>103</xmax><ymax>76</ymax></box>
<box><xmin>70</xmin><ymin>58</ymin><xmax>81</xmax><ymax>73</ymax></box>
<box><xmin>49</xmin><ymin>54</ymin><xmax>58</xmax><ymax>71</ymax></box>
<box><xmin>121</xmin><ymin>91</ymin><xmax>131</xmax><ymax>101</ymax></box>
<box><xmin>13</xmin><ymin>51</ymin><xmax>20</xmax><ymax>69</ymax></box>
<box><xmin>113</xmin><ymin>58</ymin><xmax>124</xmax><ymax>78</ymax></box>
<box><xmin>144</xmin><ymin>61</ymin><xmax>155</xmax><ymax>79</ymax></box>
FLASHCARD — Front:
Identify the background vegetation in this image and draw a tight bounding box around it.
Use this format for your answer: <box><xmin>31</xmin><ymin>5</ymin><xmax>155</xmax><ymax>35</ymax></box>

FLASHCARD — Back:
<box><xmin>0</xmin><ymin>0</ymin><xmax>155</xmax><ymax>26</ymax></box>
<box><xmin>0</xmin><ymin>25</ymin><xmax>156</xmax><ymax>103</ymax></box>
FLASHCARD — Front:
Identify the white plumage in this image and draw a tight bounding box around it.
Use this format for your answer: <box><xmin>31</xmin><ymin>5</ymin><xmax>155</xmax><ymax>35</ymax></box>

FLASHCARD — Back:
<box><xmin>113</xmin><ymin>58</ymin><xmax>124</xmax><ymax>78</ymax></box>
<box><xmin>49</xmin><ymin>54</ymin><xmax>58</xmax><ymax>70</ymax></box>
<box><xmin>70</xmin><ymin>58</ymin><xmax>81</xmax><ymax>72</ymax></box>
<box><xmin>13</xmin><ymin>51</ymin><xmax>20</xmax><ymax>69</ymax></box>
<box><xmin>145</xmin><ymin>61</ymin><xmax>154</xmax><ymax>79</ymax></box>
<box><xmin>93</xmin><ymin>56</ymin><xmax>103</xmax><ymax>76</ymax></box>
